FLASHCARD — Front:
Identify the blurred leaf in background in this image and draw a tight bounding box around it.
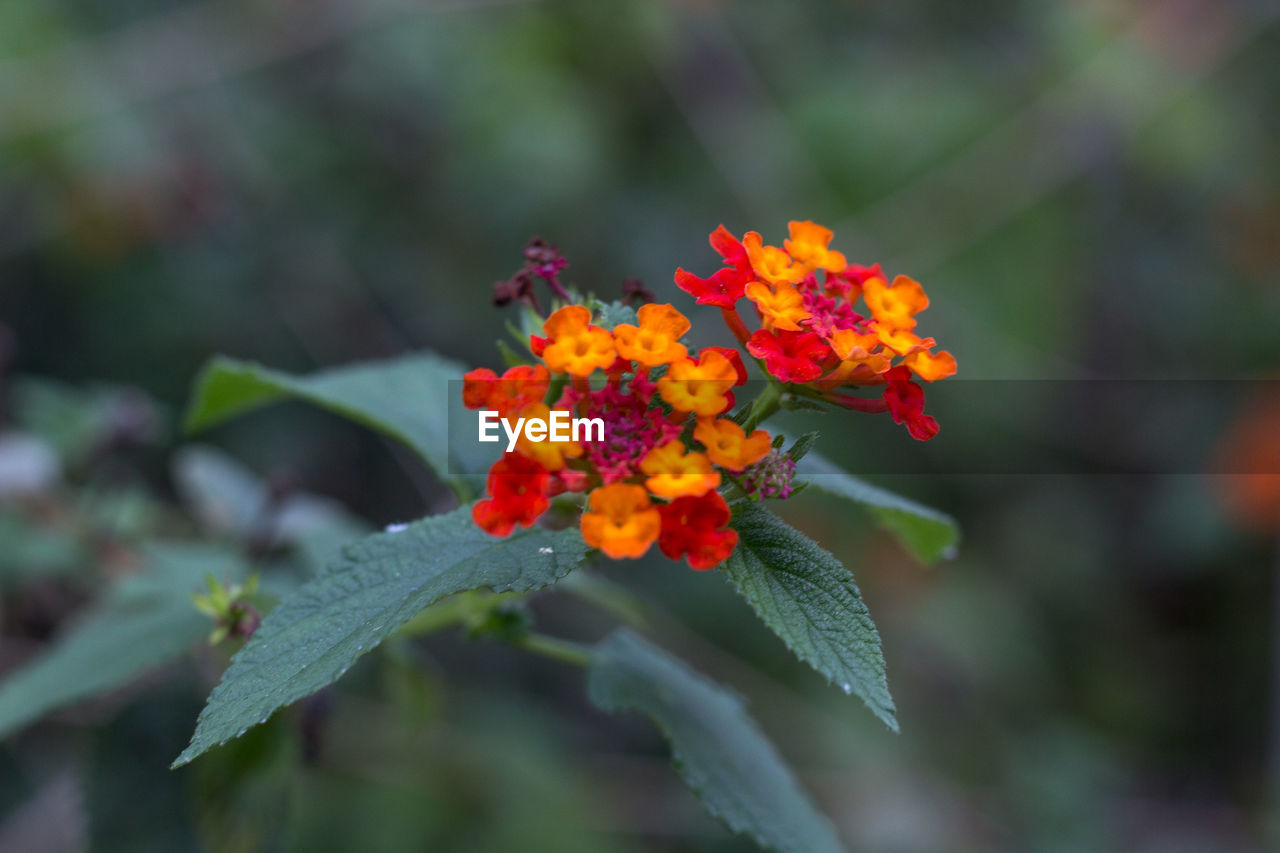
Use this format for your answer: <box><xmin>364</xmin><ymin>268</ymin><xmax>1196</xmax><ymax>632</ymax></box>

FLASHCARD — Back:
<box><xmin>2</xmin><ymin>0</ymin><xmax>1279</xmax><ymax>850</ymax></box>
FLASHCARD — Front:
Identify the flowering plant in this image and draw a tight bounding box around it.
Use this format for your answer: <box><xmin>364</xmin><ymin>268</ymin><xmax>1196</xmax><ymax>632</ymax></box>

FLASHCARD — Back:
<box><xmin>465</xmin><ymin>221</ymin><xmax>955</xmax><ymax>571</ymax></box>
<box><xmin>149</xmin><ymin>221</ymin><xmax>959</xmax><ymax>853</ymax></box>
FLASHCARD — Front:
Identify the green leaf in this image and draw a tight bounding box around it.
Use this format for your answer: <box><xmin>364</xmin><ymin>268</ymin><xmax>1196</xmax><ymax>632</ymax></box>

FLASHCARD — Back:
<box><xmin>795</xmin><ymin>451</ymin><xmax>959</xmax><ymax>564</ymax></box>
<box><xmin>183</xmin><ymin>352</ymin><xmax>473</xmax><ymax>490</ymax></box>
<box><xmin>173</xmin><ymin>444</ymin><xmax>368</xmax><ymax>545</ymax></box>
<box><xmin>515</xmin><ymin>305</ymin><xmax>546</xmax><ymax>342</ymax></box>
<box><xmin>12</xmin><ymin>377</ymin><xmax>165</xmax><ymax>463</ymax></box>
<box><xmin>557</xmin><ymin>571</ymin><xmax>648</xmax><ymax>627</ymax></box>
<box><xmin>172</xmin><ymin>444</ymin><xmax>370</xmax><ymax>583</ymax></box>
<box><xmin>172</xmin><ymin>505</ymin><xmax>588</xmax><ymax>767</ymax></box>
<box><xmin>779</xmin><ymin>397</ymin><xmax>830</xmax><ymax>413</ymax></box>
<box><xmin>722</xmin><ymin>502</ymin><xmax>896</xmax><ymax>730</ymax></box>
<box><xmin>593</xmin><ymin>300</ymin><xmax>637</xmax><ymax>330</ymax></box>
<box><xmin>495</xmin><ymin>338</ymin><xmax>529</xmax><ymax>368</ymax></box>
<box><xmin>0</xmin><ymin>544</ymin><xmax>248</xmax><ymax>740</ymax></box>
<box><xmin>0</xmin><ymin>510</ymin><xmax>83</xmax><ymax>586</ymax></box>
<box><xmin>785</xmin><ymin>431</ymin><xmax>819</xmax><ymax>463</ymax></box>
<box><xmin>588</xmin><ymin>629</ymin><xmax>846</xmax><ymax>853</ymax></box>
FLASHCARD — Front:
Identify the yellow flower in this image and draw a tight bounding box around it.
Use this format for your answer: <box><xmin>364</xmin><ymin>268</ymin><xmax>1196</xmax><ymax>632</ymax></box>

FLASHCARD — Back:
<box><xmin>580</xmin><ymin>484</ymin><xmax>661</xmax><ymax>559</ymax></box>
<box><xmin>693</xmin><ymin>418</ymin><xmax>772</xmax><ymax>472</ymax></box>
<box><xmin>874</xmin><ymin>323</ymin><xmax>935</xmax><ymax>356</ymax></box>
<box><xmin>542</xmin><ymin>305</ymin><xmax>616</xmax><ymax>376</ymax></box>
<box><xmin>745</xmin><ymin>280</ymin><xmax>810</xmax><ymax>332</ymax></box>
<box><xmin>902</xmin><ymin>349</ymin><xmax>957</xmax><ymax>382</ymax></box>
<box><xmin>512</xmin><ymin>403</ymin><xmax>584</xmax><ymax>471</ymax></box>
<box><xmin>863</xmin><ymin>275</ymin><xmax>929</xmax><ymax>330</ymax></box>
<box><xmin>783</xmin><ymin>220</ymin><xmax>847</xmax><ymax>272</ymax></box>
<box><xmin>657</xmin><ymin>350</ymin><xmax>740</xmax><ymax>416</ymax></box>
<box><xmin>640</xmin><ymin>440</ymin><xmax>721</xmax><ymax>499</ymax></box>
<box><xmin>743</xmin><ymin>231</ymin><xmax>807</xmax><ymax>285</ymax></box>
<box><xmin>612</xmin><ymin>303</ymin><xmax>690</xmax><ymax>367</ymax></box>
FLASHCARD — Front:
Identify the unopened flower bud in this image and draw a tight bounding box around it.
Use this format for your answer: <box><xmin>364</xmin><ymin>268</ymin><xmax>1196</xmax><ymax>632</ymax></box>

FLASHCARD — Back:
<box><xmin>742</xmin><ymin>449</ymin><xmax>796</xmax><ymax>499</ymax></box>
<box><xmin>522</xmin><ymin>237</ymin><xmax>569</xmax><ymax>298</ymax></box>
<box><xmin>621</xmin><ymin>278</ymin><xmax>654</xmax><ymax>305</ymax></box>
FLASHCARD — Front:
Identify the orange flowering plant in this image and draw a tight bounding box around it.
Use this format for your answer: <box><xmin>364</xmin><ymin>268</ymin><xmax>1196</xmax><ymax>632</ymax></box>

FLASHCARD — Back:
<box><xmin>466</xmin><ymin>221</ymin><xmax>956</xmax><ymax>571</ymax></box>
<box><xmin>678</xmin><ymin>221</ymin><xmax>956</xmax><ymax>439</ymax></box>
<box><xmin>463</xmin><ymin>299</ymin><xmax>760</xmax><ymax>570</ymax></box>
<box><xmin>164</xmin><ymin>222</ymin><xmax>959</xmax><ymax>853</ymax></box>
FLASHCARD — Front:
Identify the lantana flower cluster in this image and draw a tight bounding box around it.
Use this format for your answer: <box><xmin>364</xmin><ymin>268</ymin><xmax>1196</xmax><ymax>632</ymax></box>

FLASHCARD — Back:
<box><xmin>464</xmin><ymin>302</ymin><xmax>769</xmax><ymax>570</ymax></box>
<box><xmin>463</xmin><ymin>222</ymin><xmax>956</xmax><ymax>570</ymax></box>
<box><xmin>676</xmin><ymin>222</ymin><xmax>956</xmax><ymax>440</ymax></box>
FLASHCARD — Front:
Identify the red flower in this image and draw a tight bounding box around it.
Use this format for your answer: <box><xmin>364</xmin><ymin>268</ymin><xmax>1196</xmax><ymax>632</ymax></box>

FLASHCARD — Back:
<box><xmin>462</xmin><ymin>368</ymin><xmax>499</xmax><ymax>410</ymax></box>
<box><xmin>746</xmin><ymin>329</ymin><xmax>829</xmax><ymax>384</ymax></box>
<box><xmin>674</xmin><ymin>225</ymin><xmax>754</xmax><ymax>308</ymax></box>
<box><xmin>882</xmin><ymin>366</ymin><xmax>939</xmax><ymax>441</ymax></box>
<box><xmin>674</xmin><ymin>268</ymin><xmax>747</xmax><ymax>309</ymax></box>
<box><xmin>708</xmin><ymin>224</ymin><xmax>750</xmax><ymax>269</ymax></box>
<box><xmin>657</xmin><ymin>491</ymin><xmax>739</xmax><ymax>570</ymax></box>
<box><xmin>825</xmin><ymin>262</ymin><xmax>884</xmax><ymax>298</ymax></box>
<box><xmin>462</xmin><ymin>365</ymin><xmax>549</xmax><ymax>417</ymax></box>
<box><xmin>472</xmin><ymin>455</ymin><xmax>551</xmax><ymax>536</ymax></box>
<box><xmin>549</xmin><ymin>467</ymin><xmax>589</xmax><ymax>496</ymax></box>
<box><xmin>842</xmin><ymin>263</ymin><xmax>886</xmax><ymax>286</ymax></box>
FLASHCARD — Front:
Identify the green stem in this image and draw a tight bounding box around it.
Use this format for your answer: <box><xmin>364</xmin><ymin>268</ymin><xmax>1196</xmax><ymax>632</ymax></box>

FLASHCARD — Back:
<box><xmin>516</xmin><ymin>633</ymin><xmax>592</xmax><ymax>667</ymax></box>
<box><xmin>450</xmin><ymin>479</ymin><xmax>477</xmax><ymax>503</ymax></box>
<box><xmin>396</xmin><ymin>590</ymin><xmax>523</xmax><ymax>638</ymax></box>
<box><xmin>789</xmin><ymin>384</ymin><xmax>827</xmax><ymax>401</ymax></box>
<box><xmin>741</xmin><ymin>381</ymin><xmax>785</xmax><ymax>433</ymax></box>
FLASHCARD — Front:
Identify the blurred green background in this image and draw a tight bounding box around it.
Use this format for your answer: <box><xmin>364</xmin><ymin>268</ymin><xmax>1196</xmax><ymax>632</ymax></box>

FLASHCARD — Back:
<box><xmin>3</xmin><ymin>0</ymin><xmax>1280</xmax><ymax>850</ymax></box>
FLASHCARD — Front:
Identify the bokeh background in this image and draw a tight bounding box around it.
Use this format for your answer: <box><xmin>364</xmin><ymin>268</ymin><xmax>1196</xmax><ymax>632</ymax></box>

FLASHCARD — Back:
<box><xmin>3</xmin><ymin>0</ymin><xmax>1280</xmax><ymax>850</ymax></box>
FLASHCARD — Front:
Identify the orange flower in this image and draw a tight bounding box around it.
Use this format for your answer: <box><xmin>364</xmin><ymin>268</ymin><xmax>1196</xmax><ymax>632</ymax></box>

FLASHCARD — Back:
<box><xmin>541</xmin><ymin>305</ymin><xmax>616</xmax><ymax>376</ymax></box>
<box><xmin>828</xmin><ymin>328</ymin><xmax>881</xmax><ymax>362</ymax></box>
<box><xmin>580</xmin><ymin>483</ymin><xmax>661</xmax><ymax>559</ymax></box>
<box><xmin>874</xmin><ymin>323</ymin><xmax>936</xmax><ymax>357</ymax></box>
<box><xmin>902</xmin><ymin>349</ymin><xmax>957</xmax><ymax>382</ymax></box>
<box><xmin>1212</xmin><ymin>398</ymin><xmax>1280</xmax><ymax>533</ymax></box>
<box><xmin>693</xmin><ymin>418</ymin><xmax>772</xmax><ymax>472</ymax></box>
<box><xmin>817</xmin><ymin>355</ymin><xmax>892</xmax><ymax>390</ymax></box>
<box><xmin>783</xmin><ymin>220</ymin><xmax>847</xmax><ymax>273</ymax></box>
<box><xmin>512</xmin><ymin>403</ymin><xmax>584</xmax><ymax>471</ymax></box>
<box><xmin>702</xmin><ymin>345</ymin><xmax>749</xmax><ymax>386</ymax></box>
<box><xmin>639</xmin><ymin>440</ymin><xmax>721</xmax><ymax>499</ymax></box>
<box><xmin>657</xmin><ymin>349</ymin><xmax>741</xmax><ymax>416</ymax></box>
<box><xmin>612</xmin><ymin>303</ymin><xmax>690</xmax><ymax>367</ymax></box>
<box><xmin>864</xmin><ymin>276</ymin><xmax>929</xmax><ymax>330</ymax></box>
<box><xmin>743</xmin><ymin>231</ymin><xmax>806</xmax><ymax>285</ymax></box>
<box><xmin>744</xmin><ymin>280</ymin><xmax>810</xmax><ymax>332</ymax></box>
